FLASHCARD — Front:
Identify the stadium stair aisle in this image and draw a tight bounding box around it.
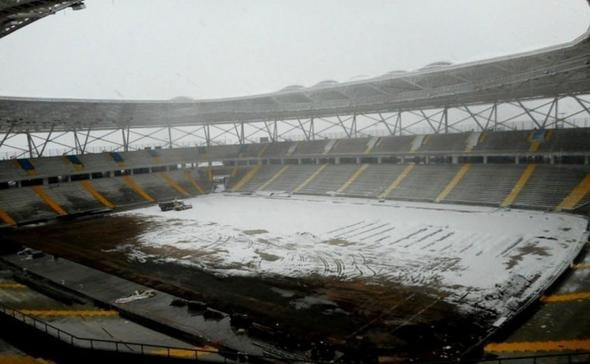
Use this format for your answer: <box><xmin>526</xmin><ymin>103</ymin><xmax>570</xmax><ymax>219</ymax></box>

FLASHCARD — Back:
<box><xmin>540</xmin><ymin>291</ymin><xmax>590</xmax><ymax>303</ymax></box>
<box><xmin>378</xmin><ymin>164</ymin><xmax>415</xmax><ymax>199</ymax></box>
<box><xmin>363</xmin><ymin>137</ymin><xmax>379</xmax><ymax>154</ymax></box>
<box><xmin>557</xmin><ymin>173</ymin><xmax>590</xmax><ymax>210</ymax></box>
<box><xmin>230</xmin><ymin>164</ymin><xmax>262</xmax><ymax>192</ymax></box>
<box><xmin>0</xmin><ymin>355</ymin><xmax>53</xmax><ymax>364</ymax></box>
<box><xmin>79</xmin><ymin>181</ymin><xmax>115</xmax><ymax>209</ymax></box>
<box><xmin>256</xmin><ymin>165</ymin><xmax>289</xmax><ymax>191</ymax></box>
<box><xmin>19</xmin><ymin>309</ymin><xmax>118</xmax><ymax>318</ymax></box>
<box><xmin>0</xmin><ymin>275</ymin><xmax>221</xmax><ymax>362</ymax></box>
<box><xmin>0</xmin><ymin>209</ymin><xmax>16</xmax><ymax>226</ymax></box>
<box><xmin>337</xmin><ymin>164</ymin><xmax>369</xmax><ymax>193</ymax></box>
<box><xmin>183</xmin><ymin>170</ymin><xmax>205</xmax><ymax>194</ymax></box>
<box><xmin>64</xmin><ymin>155</ymin><xmax>84</xmax><ymax>172</ymax></box>
<box><xmin>435</xmin><ymin>164</ymin><xmax>471</xmax><ymax>202</ymax></box>
<box><xmin>258</xmin><ymin>164</ymin><xmax>320</xmax><ymax>192</ymax></box>
<box><xmin>485</xmin><ymin>339</ymin><xmax>590</xmax><ymax>353</ymax></box>
<box><xmin>257</xmin><ymin>144</ymin><xmax>269</xmax><ymax>157</ymax></box>
<box><xmin>501</xmin><ymin>164</ymin><xmax>537</xmax><ymax>207</ymax></box>
<box><xmin>31</xmin><ymin>186</ymin><xmax>67</xmax><ymax>216</ymax></box>
<box><xmin>344</xmin><ymin>164</ymin><xmax>407</xmax><ymax>198</ymax></box>
<box><xmin>121</xmin><ymin>176</ymin><xmax>155</xmax><ymax>202</ymax></box>
<box><xmin>293</xmin><ymin>164</ymin><xmax>328</xmax><ymax>193</ymax></box>
<box><xmin>159</xmin><ymin>172</ymin><xmax>190</xmax><ymax>197</ymax></box>
<box><xmin>484</xmin><ymin>249</ymin><xmax>590</xmax><ymax>357</ymax></box>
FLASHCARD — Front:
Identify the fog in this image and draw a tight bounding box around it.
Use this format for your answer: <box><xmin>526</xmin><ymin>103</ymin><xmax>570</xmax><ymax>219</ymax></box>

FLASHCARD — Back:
<box><xmin>0</xmin><ymin>0</ymin><xmax>588</xmax><ymax>100</ymax></box>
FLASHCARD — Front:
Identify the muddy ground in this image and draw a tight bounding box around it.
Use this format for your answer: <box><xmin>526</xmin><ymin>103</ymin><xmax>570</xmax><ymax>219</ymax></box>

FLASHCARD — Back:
<box><xmin>1</xmin><ymin>215</ymin><xmax>490</xmax><ymax>362</ymax></box>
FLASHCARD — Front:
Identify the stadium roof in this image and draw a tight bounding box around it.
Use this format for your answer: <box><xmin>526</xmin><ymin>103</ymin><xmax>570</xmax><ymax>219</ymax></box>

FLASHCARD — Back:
<box><xmin>0</xmin><ymin>5</ymin><xmax>589</xmax><ymax>132</ymax></box>
<box><xmin>0</xmin><ymin>0</ymin><xmax>85</xmax><ymax>39</ymax></box>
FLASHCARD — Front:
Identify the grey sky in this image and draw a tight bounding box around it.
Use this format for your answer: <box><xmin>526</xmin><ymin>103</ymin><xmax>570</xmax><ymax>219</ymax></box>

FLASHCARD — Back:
<box><xmin>0</xmin><ymin>0</ymin><xmax>588</xmax><ymax>100</ymax></box>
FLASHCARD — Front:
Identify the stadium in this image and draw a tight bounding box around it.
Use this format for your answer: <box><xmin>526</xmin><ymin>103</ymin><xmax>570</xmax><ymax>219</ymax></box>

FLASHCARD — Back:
<box><xmin>0</xmin><ymin>1</ymin><xmax>589</xmax><ymax>363</ymax></box>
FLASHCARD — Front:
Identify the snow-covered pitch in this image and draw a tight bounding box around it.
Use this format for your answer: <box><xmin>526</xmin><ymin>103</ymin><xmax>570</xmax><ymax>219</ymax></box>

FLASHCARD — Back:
<box><xmin>120</xmin><ymin>193</ymin><xmax>588</xmax><ymax>318</ymax></box>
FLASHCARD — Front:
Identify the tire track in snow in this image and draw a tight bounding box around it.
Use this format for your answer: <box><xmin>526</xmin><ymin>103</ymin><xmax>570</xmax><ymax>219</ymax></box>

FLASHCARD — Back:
<box><xmin>325</xmin><ymin>220</ymin><xmax>365</xmax><ymax>235</ymax></box>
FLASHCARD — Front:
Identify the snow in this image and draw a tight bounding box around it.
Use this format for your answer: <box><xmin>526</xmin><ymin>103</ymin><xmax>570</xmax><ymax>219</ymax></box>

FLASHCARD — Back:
<box><xmin>119</xmin><ymin>194</ymin><xmax>588</xmax><ymax>316</ymax></box>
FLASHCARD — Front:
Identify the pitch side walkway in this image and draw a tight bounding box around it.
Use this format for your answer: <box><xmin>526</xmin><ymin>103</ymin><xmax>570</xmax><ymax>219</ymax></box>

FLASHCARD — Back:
<box><xmin>0</xmin><ymin>269</ymin><xmax>226</xmax><ymax>363</ymax></box>
<box><xmin>483</xmin><ymin>243</ymin><xmax>590</xmax><ymax>360</ymax></box>
<box><xmin>1</xmin><ymin>253</ymin><xmax>301</xmax><ymax>361</ymax></box>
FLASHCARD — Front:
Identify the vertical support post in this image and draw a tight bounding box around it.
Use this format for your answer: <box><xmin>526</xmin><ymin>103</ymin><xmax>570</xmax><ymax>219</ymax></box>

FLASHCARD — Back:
<box><xmin>81</xmin><ymin>127</ymin><xmax>91</xmax><ymax>154</ymax></box>
<box><xmin>26</xmin><ymin>131</ymin><xmax>35</xmax><ymax>158</ymax></box>
<box><xmin>38</xmin><ymin>125</ymin><xmax>54</xmax><ymax>157</ymax></box>
<box><xmin>73</xmin><ymin>129</ymin><xmax>81</xmax><ymax>154</ymax></box>
<box><xmin>352</xmin><ymin>113</ymin><xmax>357</xmax><ymax>138</ymax></box>
<box><xmin>240</xmin><ymin>122</ymin><xmax>245</xmax><ymax>144</ymax></box>
<box><xmin>443</xmin><ymin>107</ymin><xmax>448</xmax><ymax>134</ymax></box>
<box><xmin>205</xmin><ymin>124</ymin><xmax>211</xmax><ymax>146</ymax></box>
<box><xmin>555</xmin><ymin>97</ymin><xmax>559</xmax><ymax>129</ymax></box>
<box><xmin>168</xmin><ymin>126</ymin><xmax>173</xmax><ymax>149</ymax></box>
<box><xmin>121</xmin><ymin>128</ymin><xmax>130</xmax><ymax>152</ymax></box>
<box><xmin>493</xmin><ymin>103</ymin><xmax>498</xmax><ymax>130</ymax></box>
<box><xmin>310</xmin><ymin>117</ymin><xmax>315</xmax><ymax>140</ymax></box>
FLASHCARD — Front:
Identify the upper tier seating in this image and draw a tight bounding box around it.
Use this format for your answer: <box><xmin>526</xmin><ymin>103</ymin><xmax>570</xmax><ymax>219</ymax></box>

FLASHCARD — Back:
<box><xmin>238</xmin><ymin>143</ymin><xmax>267</xmax><ymax>158</ymax></box>
<box><xmin>205</xmin><ymin>144</ymin><xmax>241</xmax><ymax>160</ymax></box>
<box><xmin>328</xmin><ymin>138</ymin><xmax>371</xmax><ymax>155</ymax></box>
<box><xmin>419</xmin><ymin>133</ymin><xmax>469</xmax><ymax>153</ymax></box>
<box><xmin>291</xmin><ymin>140</ymin><xmax>329</xmax><ymax>156</ymax></box>
<box><xmin>260</xmin><ymin>141</ymin><xmax>295</xmax><ymax>158</ymax></box>
<box><xmin>78</xmin><ymin>153</ymin><xmax>121</xmax><ymax>171</ymax></box>
<box><xmin>28</xmin><ymin>156</ymin><xmax>77</xmax><ymax>176</ymax></box>
<box><xmin>538</xmin><ymin>128</ymin><xmax>590</xmax><ymax>153</ymax></box>
<box><xmin>370</xmin><ymin>135</ymin><xmax>415</xmax><ymax>154</ymax></box>
<box><xmin>117</xmin><ymin>150</ymin><xmax>156</xmax><ymax>168</ymax></box>
<box><xmin>157</xmin><ymin>147</ymin><xmax>198</xmax><ymax>165</ymax></box>
<box><xmin>473</xmin><ymin>130</ymin><xmax>532</xmax><ymax>153</ymax></box>
<box><xmin>0</xmin><ymin>159</ymin><xmax>29</xmax><ymax>180</ymax></box>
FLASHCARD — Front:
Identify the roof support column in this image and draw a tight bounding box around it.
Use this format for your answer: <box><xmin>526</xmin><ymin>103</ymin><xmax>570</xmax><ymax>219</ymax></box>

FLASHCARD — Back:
<box><xmin>555</xmin><ymin>97</ymin><xmax>560</xmax><ymax>129</ymax></box>
<box><xmin>81</xmin><ymin>127</ymin><xmax>91</xmax><ymax>154</ymax></box>
<box><xmin>73</xmin><ymin>129</ymin><xmax>82</xmax><ymax>154</ymax></box>
<box><xmin>493</xmin><ymin>103</ymin><xmax>498</xmax><ymax>130</ymax></box>
<box><xmin>37</xmin><ymin>125</ymin><xmax>54</xmax><ymax>157</ymax></box>
<box><xmin>26</xmin><ymin>131</ymin><xmax>35</xmax><ymax>158</ymax></box>
<box><xmin>205</xmin><ymin>124</ymin><xmax>211</xmax><ymax>146</ymax></box>
<box><xmin>0</xmin><ymin>124</ymin><xmax>15</xmax><ymax>149</ymax></box>
<box><xmin>121</xmin><ymin>127</ymin><xmax>130</xmax><ymax>152</ymax></box>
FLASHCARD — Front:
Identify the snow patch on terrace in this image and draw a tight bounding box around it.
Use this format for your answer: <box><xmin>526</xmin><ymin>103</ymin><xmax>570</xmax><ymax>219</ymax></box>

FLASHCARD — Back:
<box><xmin>119</xmin><ymin>194</ymin><xmax>588</xmax><ymax>314</ymax></box>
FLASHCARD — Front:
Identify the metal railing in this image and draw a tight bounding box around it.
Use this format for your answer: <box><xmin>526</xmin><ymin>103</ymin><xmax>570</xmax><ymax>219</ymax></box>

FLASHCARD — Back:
<box><xmin>0</xmin><ymin>302</ymin><xmax>240</xmax><ymax>363</ymax></box>
<box><xmin>1</xmin><ymin>300</ymin><xmax>589</xmax><ymax>364</ymax></box>
<box><xmin>420</xmin><ymin>351</ymin><xmax>590</xmax><ymax>364</ymax></box>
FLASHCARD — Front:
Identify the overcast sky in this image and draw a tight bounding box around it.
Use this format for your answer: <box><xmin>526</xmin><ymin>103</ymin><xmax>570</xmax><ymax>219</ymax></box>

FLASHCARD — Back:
<box><xmin>0</xmin><ymin>0</ymin><xmax>588</xmax><ymax>100</ymax></box>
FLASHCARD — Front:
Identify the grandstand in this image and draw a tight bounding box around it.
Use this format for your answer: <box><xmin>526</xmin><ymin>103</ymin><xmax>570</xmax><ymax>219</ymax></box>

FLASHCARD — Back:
<box><xmin>1</xmin><ymin>127</ymin><xmax>590</xmax><ymax>226</ymax></box>
<box><xmin>0</xmin><ymin>1</ymin><xmax>590</xmax><ymax>363</ymax></box>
